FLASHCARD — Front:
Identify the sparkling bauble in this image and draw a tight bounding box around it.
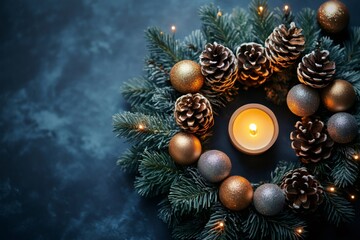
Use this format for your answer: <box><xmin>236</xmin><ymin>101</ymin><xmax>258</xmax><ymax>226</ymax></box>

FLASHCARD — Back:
<box><xmin>170</xmin><ymin>60</ymin><xmax>204</xmax><ymax>93</ymax></box>
<box><xmin>287</xmin><ymin>84</ymin><xmax>320</xmax><ymax>117</ymax></box>
<box><xmin>321</xmin><ymin>79</ymin><xmax>356</xmax><ymax>112</ymax></box>
<box><xmin>197</xmin><ymin>150</ymin><xmax>232</xmax><ymax>183</ymax></box>
<box><xmin>327</xmin><ymin>112</ymin><xmax>358</xmax><ymax>144</ymax></box>
<box><xmin>219</xmin><ymin>176</ymin><xmax>253</xmax><ymax>211</ymax></box>
<box><xmin>317</xmin><ymin>0</ymin><xmax>349</xmax><ymax>34</ymax></box>
<box><xmin>253</xmin><ymin>183</ymin><xmax>285</xmax><ymax>216</ymax></box>
<box><xmin>168</xmin><ymin>132</ymin><xmax>202</xmax><ymax>165</ymax></box>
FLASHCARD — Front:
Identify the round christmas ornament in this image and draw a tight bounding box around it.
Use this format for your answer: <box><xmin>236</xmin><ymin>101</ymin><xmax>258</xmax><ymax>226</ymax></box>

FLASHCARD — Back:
<box><xmin>170</xmin><ymin>60</ymin><xmax>204</xmax><ymax>93</ymax></box>
<box><xmin>168</xmin><ymin>132</ymin><xmax>202</xmax><ymax>165</ymax></box>
<box><xmin>286</xmin><ymin>84</ymin><xmax>320</xmax><ymax>117</ymax></box>
<box><xmin>317</xmin><ymin>0</ymin><xmax>350</xmax><ymax>34</ymax></box>
<box><xmin>199</xmin><ymin>42</ymin><xmax>238</xmax><ymax>93</ymax></box>
<box><xmin>174</xmin><ymin>93</ymin><xmax>214</xmax><ymax>135</ymax></box>
<box><xmin>280</xmin><ymin>168</ymin><xmax>324</xmax><ymax>212</ymax></box>
<box><xmin>321</xmin><ymin>79</ymin><xmax>356</xmax><ymax>112</ymax></box>
<box><xmin>219</xmin><ymin>176</ymin><xmax>253</xmax><ymax>211</ymax></box>
<box><xmin>327</xmin><ymin>112</ymin><xmax>358</xmax><ymax>143</ymax></box>
<box><xmin>253</xmin><ymin>183</ymin><xmax>285</xmax><ymax>216</ymax></box>
<box><xmin>197</xmin><ymin>150</ymin><xmax>232</xmax><ymax>183</ymax></box>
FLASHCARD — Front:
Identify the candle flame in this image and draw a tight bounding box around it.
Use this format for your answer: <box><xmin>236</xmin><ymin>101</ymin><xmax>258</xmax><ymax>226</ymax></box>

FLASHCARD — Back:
<box><xmin>249</xmin><ymin>123</ymin><xmax>258</xmax><ymax>136</ymax></box>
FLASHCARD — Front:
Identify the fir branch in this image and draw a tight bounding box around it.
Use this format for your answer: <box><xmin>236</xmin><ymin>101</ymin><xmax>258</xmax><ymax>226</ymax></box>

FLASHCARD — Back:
<box><xmin>273</xmin><ymin>7</ymin><xmax>295</xmax><ymax>27</ymax></box>
<box><xmin>172</xmin><ymin>214</ymin><xmax>208</xmax><ymax>240</ymax></box>
<box><xmin>231</xmin><ymin>8</ymin><xmax>252</xmax><ymax>43</ymax></box>
<box><xmin>169</xmin><ymin>168</ymin><xmax>218</xmax><ymax>216</ymax></box>
<box><xmin>135</xmin><ymin>151</ymin><xmax>180</xmax><ymax>197</ymax></box>
<box><xmin>297</xmin><ymin>9</ymin><xmax>320</xmax><ymax>53</ymax></box>
<box><xmin>271</xmin><ymin>161</ymin><xmax>298</xmax><ymax>185</ymax></box>
<box><xmin>146</xmin><ymin>27</ymin><xmax>184</xmax><ymax>69</ymax></box>
<box><xmin>199</xmin><ymin>204</ymin><xmax>241</xmax><ymax>240</ymax></box>
<box><xmin>158</xmin><ymin>198</ymin><xmax>180</xmax><ymax>227</ymax></box>
<box><xmin>321</xmin><ymin>192</ymin><xmax>355</xmax><ymax>226</ymax></box>
<box><xmin>331</xmin><ymin>146</ymin><xmax>359</xmax><ymax>188</ymax></box>
<box><xmin>183</xmin><ymin>30</ymin><xmax>207</xmax><ymax>61</ymax></box>
<box><xmin>343</xmin><ymin>27</ymin><xmax>360</xmax><ymax>71</ymax></box>
<box><xmin>113</xmin><ymin>112</ymin><xmax>178</xmax><ymax>149</ymax></box>
<box><xmin>121</xmin><ymin>76</ymin><xmax>157</xmax><ymax>108</ymax></box>
<box><xmin>242</xmin><ymin>209</ymin><xmax>307</xmax><ymax>240</ymax></box>
<box><xmin>199</xmin><ymin>4</ymin><xmax>239</xmax><ymax>51</ymax></box>
<box><xmin>249</xmin><ymin>0</ymin><xmax>275</xmax><ymax>43</ymax></box>
<box><xmin>116</xmin><ymin>145</ymin><xmax>143</xmax><ymax>173</ymax></box>
<box><xmin>145</xmin><ymin>59</ymin><xmax>171</xmax><ymax>87</ymax></box>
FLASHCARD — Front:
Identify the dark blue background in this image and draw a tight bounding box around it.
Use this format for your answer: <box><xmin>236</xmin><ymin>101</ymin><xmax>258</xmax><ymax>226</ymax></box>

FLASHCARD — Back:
<box><xmin>1</xmin><ymin>0</ymin><xmax>359</xmax><ymax>239</ymax></box>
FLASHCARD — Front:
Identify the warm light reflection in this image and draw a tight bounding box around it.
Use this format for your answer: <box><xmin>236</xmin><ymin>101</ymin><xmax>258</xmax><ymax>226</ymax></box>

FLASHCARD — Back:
<box><xmin>249</xmin><ymin>123</ymin><xmax>258</xmax><ymax>136</ymax></box>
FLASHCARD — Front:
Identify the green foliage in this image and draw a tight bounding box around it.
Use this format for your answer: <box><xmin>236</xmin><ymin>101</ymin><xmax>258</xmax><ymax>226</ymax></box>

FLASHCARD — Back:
<box><xmin>343</xmin><ymin>27</ymin><xmax>360</xmax><ymax>71</ymax></box>
<box><xmin>331</xmin><ymin>146</ymin><xmax>359</xmax><ymax>188</ymax></box>
<box><xmin>320</xmin><ymin>37</ymin><xmax>346</xmax><ymax>77</ymax></box>
<box><xmin>321</xmin><ymin>192</ymin><xmax>355</xmax><ymax>226</ymax></box>
<box><xmin>146</xmin><ymin>27</ymin><xmax>184</xmax><ymax>69</ymax></box>
<box><xmin>172</xmin><ymin>213</ymin><xmax>208</xmax><ymax>240</ymax></box>
<box><xmin>199</xmin><ymin>4</ymin><xmax>240</xmax><ymax>52</ymax></box>
<box><xmin>199</xmin><ymin>204</ymin><xmax>241</xmax><ymax>240</ymax></box>
<box><xmin>135</xmin><ymin>151</ymin><xmax>180</xmax><ymax>197</ymax></box>
<box><xmin>271</xmin><ymin>161</ymin><xmax>298</xmax><ymax>185</ymax></box>
<box><xmin>297</xmin><ymin>9</ymin><xmax>320</xmax><ymax>53</ymax></box>
<box><xmin>183</xmin><ymin>30</ymin><xmax>207</xmax><ymax>61</ymax></box>
<box><xmin>249</xmin><ymin>0</ymin><xmax>275</xmax><ymax>43</ymax></box>
<box><xmin>231</xmin><ymin>8</ymin><xmax>252</xmax><ymax>43</ymax></box>
<box><xmin>116</xmin><ymin>145</ymin><xmax>143</xmax><ymax>173</ymax></box>
<box><xmin>242</xmin><ymin>209</ymin><xmax>307</xmax><ymax>240</ymax></box>
<box><xmin>169</xmin><ymin>168</ymin><xmax>218</xmax><ymax>216</ymax></box>
<box><xmin>113</xmin><ymin>112</ymin><xmax>178</xmax><ymax>149</ymax></box>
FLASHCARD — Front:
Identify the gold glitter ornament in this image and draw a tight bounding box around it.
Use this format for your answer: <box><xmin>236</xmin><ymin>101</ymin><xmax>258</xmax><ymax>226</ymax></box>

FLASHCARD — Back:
<box><xmin>168</xmin><ymin>132</ymin><xmax>202</xmax><ymax>165</ymax></box>
<box><xmin>219</xmin><ymin>176</ymin><xmax>253</xmax><ymax>211</ymax></box>
<box><xmin>317</xmin><ymin>0</ymin><xmax>349</xmax><ymax>34</ymax></box>
<box><xmin>170</xmin><ymin>60</ymin><xmax>205</xmax><ymax>93</ymax></box>
<box><xmin>321</xmin><ymin>79</ymin><xmax>356</xmax><ymax>112</ymax></box>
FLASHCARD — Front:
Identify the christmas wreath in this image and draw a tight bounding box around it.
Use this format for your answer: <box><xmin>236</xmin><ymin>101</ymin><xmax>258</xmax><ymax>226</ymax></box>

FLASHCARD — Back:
<box><xmin>113</xmin><ymin>1</ymin><xmax>360</xmax><ymax>239</ymax></box>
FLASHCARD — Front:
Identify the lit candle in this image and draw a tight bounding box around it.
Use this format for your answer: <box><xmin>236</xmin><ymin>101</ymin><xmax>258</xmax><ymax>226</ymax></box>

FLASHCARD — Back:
<box><xmin>228</xmin><ymin>104</ymin><xmax>279</xmax><ymax>155</ymax></box>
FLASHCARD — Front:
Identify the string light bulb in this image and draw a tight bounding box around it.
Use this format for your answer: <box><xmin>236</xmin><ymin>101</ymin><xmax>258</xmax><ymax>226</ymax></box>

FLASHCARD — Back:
<box><xmin>258</xmin><ymin>6</ymin><xmax>264</xmax><ymax>15</ymax></box>
<box><xmin>328</xmin><ymin>186</ymin><xmax>336</xmax><ymax>192</ymax></box>
<box><xmin>284</xmin><ymin>5</ymin><xmax>289</xmax><ymax>12</ymax></box>
<box><xmin>295</xmin><ymin>227</ymin><xmax>303</xmax><ymax>234</ymax></box>
<box><xmin>171</xmin><ymin>25</ymin><xmax>176</xmax><ymax>33</ymax></box>
<box><xmin>350</xmin><ymin>195</ymin><xmax>355</xmax><ymax>200</ymax></box>
<box><xmin>214</xmin><ymin>221</ymin><xmax>225</xmax><ymax>232</ymax></box>
<box><xmin>353</xmin><ymin>154</ymin><xmax>359</xmax><ymax>160</ymax></box>
<box><xmin>138</xmin><ymin>124</ymin><xmax>145</xmax><ymax>130</ymax></box>
<box><xmin>217</xmin><ymin>11</ymin><xmax>222</xmax><ymax>17</ymax></box>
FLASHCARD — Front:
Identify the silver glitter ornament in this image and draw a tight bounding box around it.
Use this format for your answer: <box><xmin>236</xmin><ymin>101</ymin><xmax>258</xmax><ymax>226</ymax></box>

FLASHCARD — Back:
<box><xmin>327</xmin><ymin>112</ymin><xmax>358</xmax><ymax>144</ymax></box>
<box><xmin>253</xmin><ymin>183</ymin><xmax>285</xmax><ymax>216</ymax></box>
<box><xmin>287</xmin><ymin>84</ymin><xmax>320</xmax><ymax>117</ymax></box>
<box><xmin>197</xmin><ymin>150</ymin><xmax>232</xmax><ymax>183</ymax></box>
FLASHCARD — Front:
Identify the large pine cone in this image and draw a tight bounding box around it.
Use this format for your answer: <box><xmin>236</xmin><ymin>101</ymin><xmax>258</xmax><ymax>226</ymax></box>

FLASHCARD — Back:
<box><xmin>174</xmin><ymin>93</ymin><xmax>214</xmax><ymax>135</ymax></box>
<box><xmin>200</xmin><ymin>42</ymin><xmax>238</xmax><ymax>93</ymax></box>
<box><xmin>290</xmin><ymin>117</ymin><xmax>334</xmax><ymax>164</ymax></box>
<box><xmin>297</xmin><ymin>49</ymin><xmax>336</xmax><ymax>88</ymax></box>
<box><xmin>280</xmin><ymin>167</ymin><xmax>324</xmax><ymax>212</ymax></box>
<box><xmin>265</xmin><ymin>22</ymin><xmax>305</xmax><ymax>72</ymax></box>
<box><xmin>236</xmin><ymin>42</ymin><xmax>272</xmax><ymax>87</ymax></box>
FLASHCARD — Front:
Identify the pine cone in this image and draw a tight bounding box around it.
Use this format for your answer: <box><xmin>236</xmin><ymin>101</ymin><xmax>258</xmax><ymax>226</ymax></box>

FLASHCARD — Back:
<box><xmin>200</xmin><ymin>42</ymin><xmax>238</xmax><ymax>93</ymax></box>
<box><xmin>174</xmin><ymin>93</ymin><xmax>214</xmax><ymax>135</ymax></box>
<box><xmin>297</xmin><ymin>49</ymin><xmax>336</xmax><ymax>88</ymax></box>
<box><xmin>265</xmin><ymin>22</ymin><xmax>305</xmax><ymax>72</ymax></box>
<box><xmin>280</xmin><ymin>167</ymin><xmax>324</xmax><ymax>212</ymax></box>
<box><xmin>236</xmin><ymin>42</ymin><xmax>272</xmax><ymax>87</ymax></box>
<box><xmin>290</xmin><ymin>117</ymin><xmax>334</xmax><ymax>164</ymax></box>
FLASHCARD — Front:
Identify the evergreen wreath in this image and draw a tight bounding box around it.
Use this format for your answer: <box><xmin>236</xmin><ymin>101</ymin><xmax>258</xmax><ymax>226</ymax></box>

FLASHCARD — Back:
<box><xmin>113</xmin><ymin>1</ymin><xmax>360</xmax><ymax>239</ymax></box>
